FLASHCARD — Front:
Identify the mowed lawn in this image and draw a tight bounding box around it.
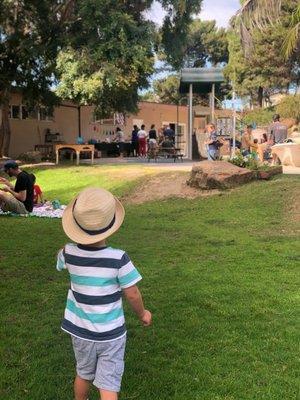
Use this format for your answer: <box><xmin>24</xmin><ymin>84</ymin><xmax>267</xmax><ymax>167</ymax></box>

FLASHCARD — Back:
<box><xmin>0</xmin><ymin>165</ymin><xmax>299</xmax><ymax>400</ymax></box>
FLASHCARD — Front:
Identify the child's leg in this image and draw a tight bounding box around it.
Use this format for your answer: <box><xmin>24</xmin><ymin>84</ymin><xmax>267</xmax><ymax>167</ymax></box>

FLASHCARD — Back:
<box><xmin>99</xmin><ymin>389</ymin><xmax>118</xmax><ymax>400</ymax></box>
<box><xmin>74</xmin><ymin>375</ymin><xmax>90</xmax><ymax>400</ymax></box>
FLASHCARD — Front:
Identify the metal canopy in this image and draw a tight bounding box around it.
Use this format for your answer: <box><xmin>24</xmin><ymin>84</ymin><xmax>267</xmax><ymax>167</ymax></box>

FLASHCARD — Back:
<box><xmin>179</xmin><ymin>67</ymin><xmax>224</xmax><ymax>94</ymax></box>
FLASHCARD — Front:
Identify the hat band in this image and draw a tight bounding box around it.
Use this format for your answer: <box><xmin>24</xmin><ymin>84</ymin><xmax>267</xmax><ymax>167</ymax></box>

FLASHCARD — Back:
<box><xmin>72</xmin><ymin>201</ymin><xmax>116</xmax><ymax>236</ymax></box>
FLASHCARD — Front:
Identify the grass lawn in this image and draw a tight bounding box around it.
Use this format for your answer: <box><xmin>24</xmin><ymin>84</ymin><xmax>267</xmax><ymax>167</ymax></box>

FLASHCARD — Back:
<box><xmin>0</xmin><ymin>165</ymin><xmax>299</xmax><ymax>400</ymax></box>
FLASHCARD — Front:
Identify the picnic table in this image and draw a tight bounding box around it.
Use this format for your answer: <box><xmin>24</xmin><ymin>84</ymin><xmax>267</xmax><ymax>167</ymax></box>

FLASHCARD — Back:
<box><xmin>55</xmin><ymin>144</ymin><xmax>95</xmax><ymax>165</ymax></box>
<box><xmin>148</xmin><ymin>145</ymin><xmax>184</xmax><ymax>162</ymax></box>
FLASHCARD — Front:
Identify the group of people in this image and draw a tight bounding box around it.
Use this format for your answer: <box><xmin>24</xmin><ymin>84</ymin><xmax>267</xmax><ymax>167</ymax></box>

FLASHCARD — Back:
<box><xmin>0</xmin><ymin>160</ymin><xmax>43</xmax><ymax>215</ymax></box>
<box><xmin>130</xmin><ymin>124</ymin><xmax>175</xmax><ymax>157</ymax></box>
<box><xmin>239</xmin><ymin>114</ymin><xmax>288</xmax><ymax>163</ymax></box>
<box><xmin>204</xmin><ymin>114</ymin><xmax>290</xmax><ymax>163</ymax></box>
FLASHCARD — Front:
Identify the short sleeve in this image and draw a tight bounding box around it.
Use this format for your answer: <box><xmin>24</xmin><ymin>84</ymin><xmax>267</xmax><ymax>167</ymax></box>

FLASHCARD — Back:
<box><xmin>117</xmin><ymin>252</ymin><xmax>142</xmax><ymax>289</ymax></box>
<box><xmin>56</xmin><ymin>248</ymin><xmax>66</xmax><ymax>271</ymax></box>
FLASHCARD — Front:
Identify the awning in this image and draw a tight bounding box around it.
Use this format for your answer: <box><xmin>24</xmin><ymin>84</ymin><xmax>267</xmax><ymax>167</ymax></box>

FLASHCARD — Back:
<box><xmin>179</xmin><ymin>68</ymin><xmax>225</xmax><ymax>94</ymax></box>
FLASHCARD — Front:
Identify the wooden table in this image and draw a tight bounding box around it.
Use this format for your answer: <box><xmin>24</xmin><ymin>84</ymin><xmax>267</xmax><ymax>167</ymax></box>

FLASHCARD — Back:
<box><xmin>55</xmin><ymin>144</ymin><xmax>95</xmax><ymax>165</ymax></box>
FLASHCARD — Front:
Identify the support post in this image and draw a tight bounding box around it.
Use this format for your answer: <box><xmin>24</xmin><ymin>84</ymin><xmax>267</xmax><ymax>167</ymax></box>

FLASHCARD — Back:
<box><xmin>76</xmin><ymin>151</ymin><xmax>80</xmax><ymax>165</ymax></box>
<box><xmin>56</xmin><ymin>151</ymin><xmax>59</xmax><ymax>165</ymax></box>
<box><xmin>211</xmin><ymin>83</ymin><xmax>215</xmax><ymax>124</ymax></box>
<box><xmin>78</xmin><ymin>106</ymin><xmax>81</xmax><ymax>138</ymax></box>
<box><xmin>231</xmin><ymin>88</ymin><xmax>236</xmax><ymax>157</ymax></box>
<box><xmin>188</xmin><ymin>83</ymin><xmax>193</xmax><ymax>160</ymax></box>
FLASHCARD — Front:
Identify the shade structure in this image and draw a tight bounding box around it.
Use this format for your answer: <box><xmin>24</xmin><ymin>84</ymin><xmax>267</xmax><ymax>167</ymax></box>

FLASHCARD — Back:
<box><xmin>179</xmin><ymin>67</ymin><xmax>225</xmax><ymax>94</ymax></box>
<box><xmin>179</xmin><ymin>67</ymin><xmax>225</xmax><ymax>160</ymax></box>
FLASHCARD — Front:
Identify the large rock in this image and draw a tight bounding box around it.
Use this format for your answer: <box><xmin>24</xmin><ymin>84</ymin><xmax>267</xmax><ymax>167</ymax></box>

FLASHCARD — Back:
<box><xmin>187</xmin><ymin>161</ymin><xmax>256</xmax><ymax>190</ymax></box>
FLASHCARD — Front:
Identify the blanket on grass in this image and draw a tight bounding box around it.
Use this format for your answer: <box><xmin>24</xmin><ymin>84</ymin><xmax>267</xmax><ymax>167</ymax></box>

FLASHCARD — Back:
<box><xmin>0</xmin><ymin>204</ymin><xmax>66</xmax><ymax>218</ymax></box>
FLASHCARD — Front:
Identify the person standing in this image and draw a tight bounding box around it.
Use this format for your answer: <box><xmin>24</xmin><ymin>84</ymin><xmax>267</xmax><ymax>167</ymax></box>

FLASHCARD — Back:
<box><xmin>131</xmin><ymin>125</ymin><xmax>139</xmax><ymax>157</ymax></box>
<box><xmin>268</xmin><ymin>114</ymin><xmax>288</xmax><ymax>165</ymax></box>
<box><xmin>57</xmin><ymin>187</ymin><xmax>152</xmax><ymax>400</ymax></box>
<box><xmin>115</xmin><ymin>127</ymin><xmax>125</xmax><ymax>157</ymax></box>
<box><xmin>268</xmin><ymin>114</ymin><xmax>287</xmax><ymax>145</ymax></box>
<box><xmin>148</xmin><ymin>124</ymin><xmax>157</xmax><ymax>140</ymax></box>
<box><xmin>137</xmin><ymin>124</ymin><xmax>147</xmax><ymax>157</ymax></box>
<box><xmin>204</xmin><ymin>123</ymin><xmax>219</xmax><ymax>161</ymax></box>
<box><xmin>0</xmin><ymin>161</ymin><xmax>34</xmax><ymax>214</ymax></box>
<box><xmin>241</xmin><ymin>125</ymin><xmax>253</xmax><ymax>155</ymax></box>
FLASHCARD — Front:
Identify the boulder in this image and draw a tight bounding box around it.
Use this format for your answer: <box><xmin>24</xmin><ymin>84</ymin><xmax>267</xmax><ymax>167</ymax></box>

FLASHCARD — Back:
<box><xmin>187</xmin><ymin>161</ymin><xmax>256</xmax><ymax>190</ymax></box>
<box><xmin>256</xmin><ymin>166</ymin><xmax>283</xmax><ymax>180</ymax></box>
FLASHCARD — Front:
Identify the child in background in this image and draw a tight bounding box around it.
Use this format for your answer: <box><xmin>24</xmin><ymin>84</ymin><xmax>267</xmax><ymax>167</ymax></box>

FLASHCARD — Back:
<box><xmin>30</xmin><ymin>174</ymin><xmax>43</xmax><ymax>205</ymax></box>
<box><xmin>56</xmin><ymin>187</ymin><xmax>152</xmax><ymax>400</ymax></box>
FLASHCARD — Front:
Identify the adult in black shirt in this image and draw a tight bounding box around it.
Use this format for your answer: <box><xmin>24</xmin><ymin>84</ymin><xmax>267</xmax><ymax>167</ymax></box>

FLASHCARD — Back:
<box><xmin>0</xmin><ymin>161</ymin><xmax>34</xmax><ymax>213</ymax></box>
<box><xmin>148</xmin><ymin>124</ymin><xmax>157</xmax><ymax>140</ymax></box>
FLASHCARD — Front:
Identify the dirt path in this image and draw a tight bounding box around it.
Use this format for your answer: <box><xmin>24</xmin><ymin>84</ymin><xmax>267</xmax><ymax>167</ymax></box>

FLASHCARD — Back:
<box><xmin>124</xmin><ymin>171</ymin><xmax>220</xmax><ymax>204</ymax></box>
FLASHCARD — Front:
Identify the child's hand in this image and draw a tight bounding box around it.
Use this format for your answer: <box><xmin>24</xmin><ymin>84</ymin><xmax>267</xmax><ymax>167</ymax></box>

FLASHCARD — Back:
<box><xmin>140</xmin><ymin>310</ymin><xmax>152</xmax><ymax>326</ymax></box>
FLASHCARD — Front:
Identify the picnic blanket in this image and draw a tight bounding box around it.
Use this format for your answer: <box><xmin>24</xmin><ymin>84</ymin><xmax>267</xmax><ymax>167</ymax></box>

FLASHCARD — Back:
<box><xmin>0</xmin><ymin>203</ymin><xmax>66</xmax><ymax>218</ymax></box>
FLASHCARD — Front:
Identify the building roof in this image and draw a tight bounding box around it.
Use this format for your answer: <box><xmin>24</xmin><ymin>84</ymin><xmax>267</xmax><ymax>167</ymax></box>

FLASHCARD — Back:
<box><xmin>179</xmin><ymin>68</ymin><xmax>225</xmax><ymax>94</ymax></box>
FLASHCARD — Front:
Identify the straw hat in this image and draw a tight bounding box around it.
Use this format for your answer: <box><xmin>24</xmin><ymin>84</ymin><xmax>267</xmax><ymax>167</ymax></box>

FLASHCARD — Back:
<box><xmin>62</xmin><ymin>187</ymin><xmax>125</xmax><ymax>244</ymax></box>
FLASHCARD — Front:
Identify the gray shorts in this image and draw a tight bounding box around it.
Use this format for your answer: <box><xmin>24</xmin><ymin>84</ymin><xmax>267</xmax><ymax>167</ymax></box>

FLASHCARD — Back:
<box><xmin>71</xmin><ymin>335</ymin><xmax>126</xmax><ymax>392</ymax></box>
<box><xmin>0</xmin><ymin>194</ymin><xmax>28</xmax><ymax>214</ymax></box>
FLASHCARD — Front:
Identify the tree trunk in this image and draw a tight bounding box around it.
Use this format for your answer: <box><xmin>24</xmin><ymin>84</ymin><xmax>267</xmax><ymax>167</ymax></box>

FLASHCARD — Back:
<box><xmin>257</xmin><ymin>86</ymin><xmax>264</xmax><ymax>108</ymax></box>
<box><xmin>0</xmin><ymin>97</ymin><xmax>11</xmax><ymax>157</ymax></box>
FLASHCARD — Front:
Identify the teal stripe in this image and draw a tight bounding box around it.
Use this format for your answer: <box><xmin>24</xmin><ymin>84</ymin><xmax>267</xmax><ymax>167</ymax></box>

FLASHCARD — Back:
<box><xmin>70</xmin><ymin>274</ymin><xmax>117</xmax><ymax>287</ymax></box>
<box><xmin>66</xmin><ymin>299</ymin><xmax>123</xmax><ymax>324</ymax></box>
<box><xmin>118</xmin><ymin>269</ymin><xmax>141</xmax><ymax>287</ymax></box>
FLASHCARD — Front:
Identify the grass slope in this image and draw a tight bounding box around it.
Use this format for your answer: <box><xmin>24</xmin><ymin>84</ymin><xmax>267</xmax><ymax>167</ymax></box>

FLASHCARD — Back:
<box><xmin>0</xmin><ymin>166</ymin><xmax>299</xmax><ymax>400</ymax></box>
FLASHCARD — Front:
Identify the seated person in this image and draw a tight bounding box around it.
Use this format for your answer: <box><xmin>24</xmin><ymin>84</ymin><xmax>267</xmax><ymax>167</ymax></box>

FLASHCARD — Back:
<box><xmin>0</xmin><ymin>161</ymin><xmax>34</xmax><ymax>214</ymax></box>
<box><xmin>30</xmin><ymin>174</ymin><xmax>44</xmax><ymax>205</ymax></box>
<box><xmin>161</xmin><ymin>137</ymin><xmax>175</xmax><ymax>150</ymax></box>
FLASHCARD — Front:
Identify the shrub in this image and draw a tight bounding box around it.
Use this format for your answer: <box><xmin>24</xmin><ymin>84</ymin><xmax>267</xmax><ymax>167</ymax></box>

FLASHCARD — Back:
<box><xmin>18</xmin><ymin>151</ymin><xmax>42</xmax><ymax>164</ymax></box>
<box><xmin>242</xmin><ymin>108</ymin><xmax>274</xmax><ymax>127</ymax></box>
<box><xmin>276</xmin><ymin>95</ymin><xmax>300</xmax><ymax>123</ymax></box>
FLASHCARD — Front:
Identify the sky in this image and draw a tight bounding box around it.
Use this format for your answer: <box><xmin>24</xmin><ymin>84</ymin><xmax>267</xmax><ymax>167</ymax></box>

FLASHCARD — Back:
<box><xmin>148</xmin><ymin>0</ymin><xmax>241</xmax><ymax>28</ymax></box>
<box><xmin>146</xmin><ymin>0</ymin><xmax>242</xmax><ymax>107</ymax></box>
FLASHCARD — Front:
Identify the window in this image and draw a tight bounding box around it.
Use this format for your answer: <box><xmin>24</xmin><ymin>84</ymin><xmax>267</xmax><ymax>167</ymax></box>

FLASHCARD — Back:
<box><xmin>10</xmin><ymin>105</ymin><xmax>20</xmax><ymax>119</ymax></box>
<box><xmin>39</xmin><ymin>107</ymin><xmax>54</xmax><ymax>121</ymax></box>
<box><xmin>21</xmin><ymin>106</ymin><xmax>38</xmax><ymax>120</ymax></box>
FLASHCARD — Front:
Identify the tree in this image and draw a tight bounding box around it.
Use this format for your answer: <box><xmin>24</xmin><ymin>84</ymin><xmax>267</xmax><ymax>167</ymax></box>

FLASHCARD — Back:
<box><xmin>237</xmin><ymin>0</ymin><xmax>300</xmax><ymax>59</ymax></box>
<box><xmin>141</xmin><ymin>75</ymin><xmax>185</xmax><ymax>105</ymax></box>
<box><xmin>183</xmin><ymin>19</ymin><xmax>229</xmax><ymax>67</ymax></box>
<box><xmin>160</xmin><ymin>0</ymin><xmax>203</xmax><ymax>69</ymax></box>
<box><xmin>0</xmin><ymin>0</ymin><xmax>72</xmax><ymax>156</ymax></box>
<box><xmin>276</xmin><ymin>95</ymin><xmax>300</xmax><ymax>122</ymax></box>
<box><xmin>225</xmin><ymin>1</ymin><xmax>299</xmax><ymax>107</ymax></box>
<box><xmin>56</xmin><ymin>1</ymin><xmax>155</xmax><ymax>118</ymax></box>
<box><xmin>57</xmin><ymin>0</ymin><xmax>204</xmax><ymax>118</ymax></box>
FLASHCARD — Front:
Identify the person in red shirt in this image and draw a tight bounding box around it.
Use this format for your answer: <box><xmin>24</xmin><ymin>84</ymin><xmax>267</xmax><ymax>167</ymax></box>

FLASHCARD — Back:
<box><xmin>30</xmin><ymin>174</ymin><xmax>44</xmax><ymax>205</ymax></box>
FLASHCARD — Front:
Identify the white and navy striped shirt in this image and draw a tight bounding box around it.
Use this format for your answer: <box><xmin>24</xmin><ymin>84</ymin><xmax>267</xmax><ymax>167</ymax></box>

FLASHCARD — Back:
<box><xmin>57</xmin><ymin>244</ymin><xmax>142</xmax><ymax>342</ymax></box>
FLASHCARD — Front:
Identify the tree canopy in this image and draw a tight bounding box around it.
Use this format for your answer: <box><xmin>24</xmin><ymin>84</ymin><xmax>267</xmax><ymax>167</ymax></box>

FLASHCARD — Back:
<box><xmin>0</xmin><ymin>0</ymin><xmax>70</xmax><ymax>155</ymax></box>
<box><xmin>225</xmin><ymin>0</ymin><xmax>300</xmax><ymax>107</ymax></box>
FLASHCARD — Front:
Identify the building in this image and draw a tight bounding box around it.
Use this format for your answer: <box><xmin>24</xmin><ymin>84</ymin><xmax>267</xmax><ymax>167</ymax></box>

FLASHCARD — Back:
<box><xmin>2</xmin><ymin>92</ymin><xmax>189</xmax><ymax>158</ymax></box>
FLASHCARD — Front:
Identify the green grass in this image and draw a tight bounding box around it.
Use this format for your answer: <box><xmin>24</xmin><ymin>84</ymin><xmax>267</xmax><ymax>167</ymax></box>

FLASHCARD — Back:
<box><xmin>0</xmin><ymin>165</ymin><xmax>299</xmax><ymax>400</ymax></box>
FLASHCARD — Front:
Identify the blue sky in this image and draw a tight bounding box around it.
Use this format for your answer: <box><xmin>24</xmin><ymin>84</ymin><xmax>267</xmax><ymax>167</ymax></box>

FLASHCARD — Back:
<box><xmin>148</xmin><ymin>0</ymin><xmax>241</xmax><ymax>28</ymax></box>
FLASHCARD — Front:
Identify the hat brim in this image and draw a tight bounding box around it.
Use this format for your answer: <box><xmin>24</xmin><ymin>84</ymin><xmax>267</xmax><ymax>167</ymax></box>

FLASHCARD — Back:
<box><xmin>62</xmin><ymin>196</ymin><xmax>125</xmax><ymax>245</ymax></box>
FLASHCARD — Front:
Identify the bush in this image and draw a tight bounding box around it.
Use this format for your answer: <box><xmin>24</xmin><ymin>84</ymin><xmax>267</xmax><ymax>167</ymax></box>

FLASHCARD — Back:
<box><xmin>229</xmin><ymin>152</ymin><xmax>260</xmax><ymax>170</ymax></box>
<box><xmin>18</xmin><ymin>151</ymin><xmax>42</xmax><ymax>164</ymax></box>
<box><xmin>276</xmin><ymin>95</ymin><xmax>300</xmax><ymax>123</ymax></box>
<box><xmin>242</xmin><ymin>108</ymin><xmax>274</xmax><ymax>127</ymax></box>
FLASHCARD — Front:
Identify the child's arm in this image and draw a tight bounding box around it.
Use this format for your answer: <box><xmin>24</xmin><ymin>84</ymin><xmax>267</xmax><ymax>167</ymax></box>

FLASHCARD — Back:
<box><xmin>123</xmin><ymin>285</ymin><xmax>152</xmax><ymax>326</ymax></box>
<box><xmin>56</xmin><ymin>248</ymin><xmax>66</xmax><ymax>271</ymax></box>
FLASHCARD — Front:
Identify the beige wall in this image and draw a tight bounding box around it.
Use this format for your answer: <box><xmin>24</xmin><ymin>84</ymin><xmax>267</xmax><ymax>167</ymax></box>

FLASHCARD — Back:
<box><xmin>6</xmin><ymin>93</ymin><xmax>188</xmax><ymax>157</ymax></box>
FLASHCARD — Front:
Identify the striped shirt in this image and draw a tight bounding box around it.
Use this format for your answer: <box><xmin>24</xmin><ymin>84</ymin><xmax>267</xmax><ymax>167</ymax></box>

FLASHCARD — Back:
<box><xmin>56</xmin><ymin>244</ymin><xmax>142</xmax><ymax>342</ymax></box>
